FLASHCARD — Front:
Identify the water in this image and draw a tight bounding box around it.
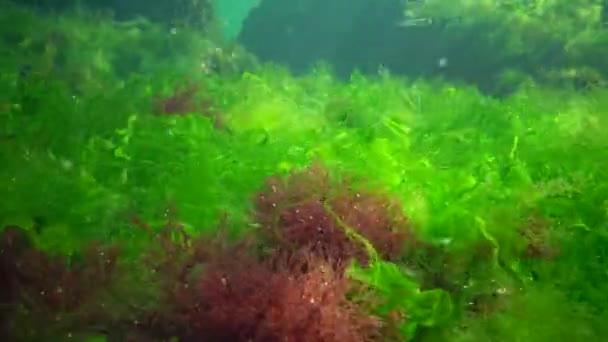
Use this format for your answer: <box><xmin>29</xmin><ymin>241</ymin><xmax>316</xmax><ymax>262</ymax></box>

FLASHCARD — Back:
<box><xmin>1</xmin><ymin>0</ymin><xmax>607</xmax><ymax>341</ymax></box>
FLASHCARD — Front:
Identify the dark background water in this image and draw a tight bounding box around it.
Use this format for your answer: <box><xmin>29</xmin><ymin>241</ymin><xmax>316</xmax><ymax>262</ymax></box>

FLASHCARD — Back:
<box><xmin>239</xmin><ymin>0</ymin><xmax>608</xmax><ymax>94</ymax></box>
<box><xmin>12</xmin><ymin>0</ymin><xmax>608</xmax><ymax>94</ymax></box>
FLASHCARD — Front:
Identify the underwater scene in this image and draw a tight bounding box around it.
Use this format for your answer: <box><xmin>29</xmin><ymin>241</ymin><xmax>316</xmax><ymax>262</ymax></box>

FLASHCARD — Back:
<box><xmin>1</xmin><ymin>0</ymin><xmax>608</xmax><ymax>341</ymax></box>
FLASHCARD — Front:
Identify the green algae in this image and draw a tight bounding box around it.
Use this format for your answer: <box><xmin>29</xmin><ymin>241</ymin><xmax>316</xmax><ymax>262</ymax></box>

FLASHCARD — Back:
<box><xmin>1</xmin><ymin>2</ymin><xmax>608</xmax><ymax>340</ymax></box>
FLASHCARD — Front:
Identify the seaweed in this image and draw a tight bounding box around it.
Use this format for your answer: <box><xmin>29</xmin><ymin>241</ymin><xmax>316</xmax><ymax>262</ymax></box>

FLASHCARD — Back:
<box><xmin>0</xmin><ymin>225</ymin><xmax>122</xmax><ymax>339</ymax></box>
<box><xmin>152</xmin><ymin>80</ymin><xmax>224</xmax><ymax>128</ymax></box>
<box><xmin>125</xmin><ymin>203</ymin><xmax>381</xmax><ymax>342</ymax></box>
<box><xmin>183</xmin><ymin>247</ymin><xmax>380</xmax><ymax>341</ymax></box>
<box><xmin>255</xmin><ymin>162</ymin><xmax>418</xmax><ymax>271</ymax></box>
<box><xmin>2</xmin><ymin>4</ymin><xmax>608</xmax><ymax>340</ymax></box>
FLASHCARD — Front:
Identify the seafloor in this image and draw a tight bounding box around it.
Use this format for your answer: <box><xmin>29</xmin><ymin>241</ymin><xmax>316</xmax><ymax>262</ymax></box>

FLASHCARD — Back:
<box><xmin>1</xmin><ymin>2</ymin><xmax>608</xmax><ymax>341</ymax></box>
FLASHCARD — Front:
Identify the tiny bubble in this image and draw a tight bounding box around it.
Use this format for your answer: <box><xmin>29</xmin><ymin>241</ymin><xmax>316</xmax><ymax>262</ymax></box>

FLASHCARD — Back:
<box><xmin>60</xmin><ymin>159</ymin><xmax>73</xmax><ymax>170</ymax></box>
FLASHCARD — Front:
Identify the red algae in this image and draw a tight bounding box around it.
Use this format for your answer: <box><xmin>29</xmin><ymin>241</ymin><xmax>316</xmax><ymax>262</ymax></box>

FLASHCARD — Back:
<box><xmin>127</xmin><ymin>208</ymin><xmax>381</xmax><ymax>342</ymax></box>
<box><xmin>182</xmin><ymin>248</ymin><xmax>381</xmax><ymax>342</ymax></box>
<box><xmin>519</xmin><ymin>214</ymin><xmax>559</xmax><ymax>260</ymax></box>
<box><xmin>0</xmin><ymin>226</ymin><xmax>122</xmax><ymax>339</ymax></box>
<box><xmin>255</xmin><ymin>162</ymin><xmax>418</xmax><ymax>270</ymax></box>
<box><xmin>0</xmin><ymin>162</ymin><xmax>419</xmax><ymax>340</ymax></box>
<box><xmin>152</xmin><ymin>81</ymin><xmax>224</xmax><ymax>128</ymax></box>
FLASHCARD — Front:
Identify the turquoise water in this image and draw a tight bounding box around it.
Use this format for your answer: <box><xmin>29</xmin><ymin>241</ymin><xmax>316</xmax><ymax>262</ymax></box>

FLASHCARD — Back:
<box><xmin>216</xmin><ymin>0</ymin><xmax>260</xmax><ymax>40</ymax></box>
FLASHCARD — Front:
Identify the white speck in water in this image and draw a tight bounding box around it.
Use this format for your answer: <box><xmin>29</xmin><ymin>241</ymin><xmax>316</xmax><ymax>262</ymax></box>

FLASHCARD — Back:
<box><xmin>170</xmin><ymin>27</ymin><xmax>177</xmax><ymax>35</ymax></box>
<box><xmin>496</xmin><ymin>287</ymin><xmax>508</xmax><ymax>295</ymax></box>
<box><xmin>438</xmin><ymin>57</ymin><xmax>448</xmax><ymax>68</ymax></box>
<box><xmin>438</xmin><ymin>237</ymin><xmax>452</xmax><ymax>245</ymax></box>
<box><xmin>60</xmin><ymin>159</ymin><xmax>73</xmax><ymax>170</ymax></box>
